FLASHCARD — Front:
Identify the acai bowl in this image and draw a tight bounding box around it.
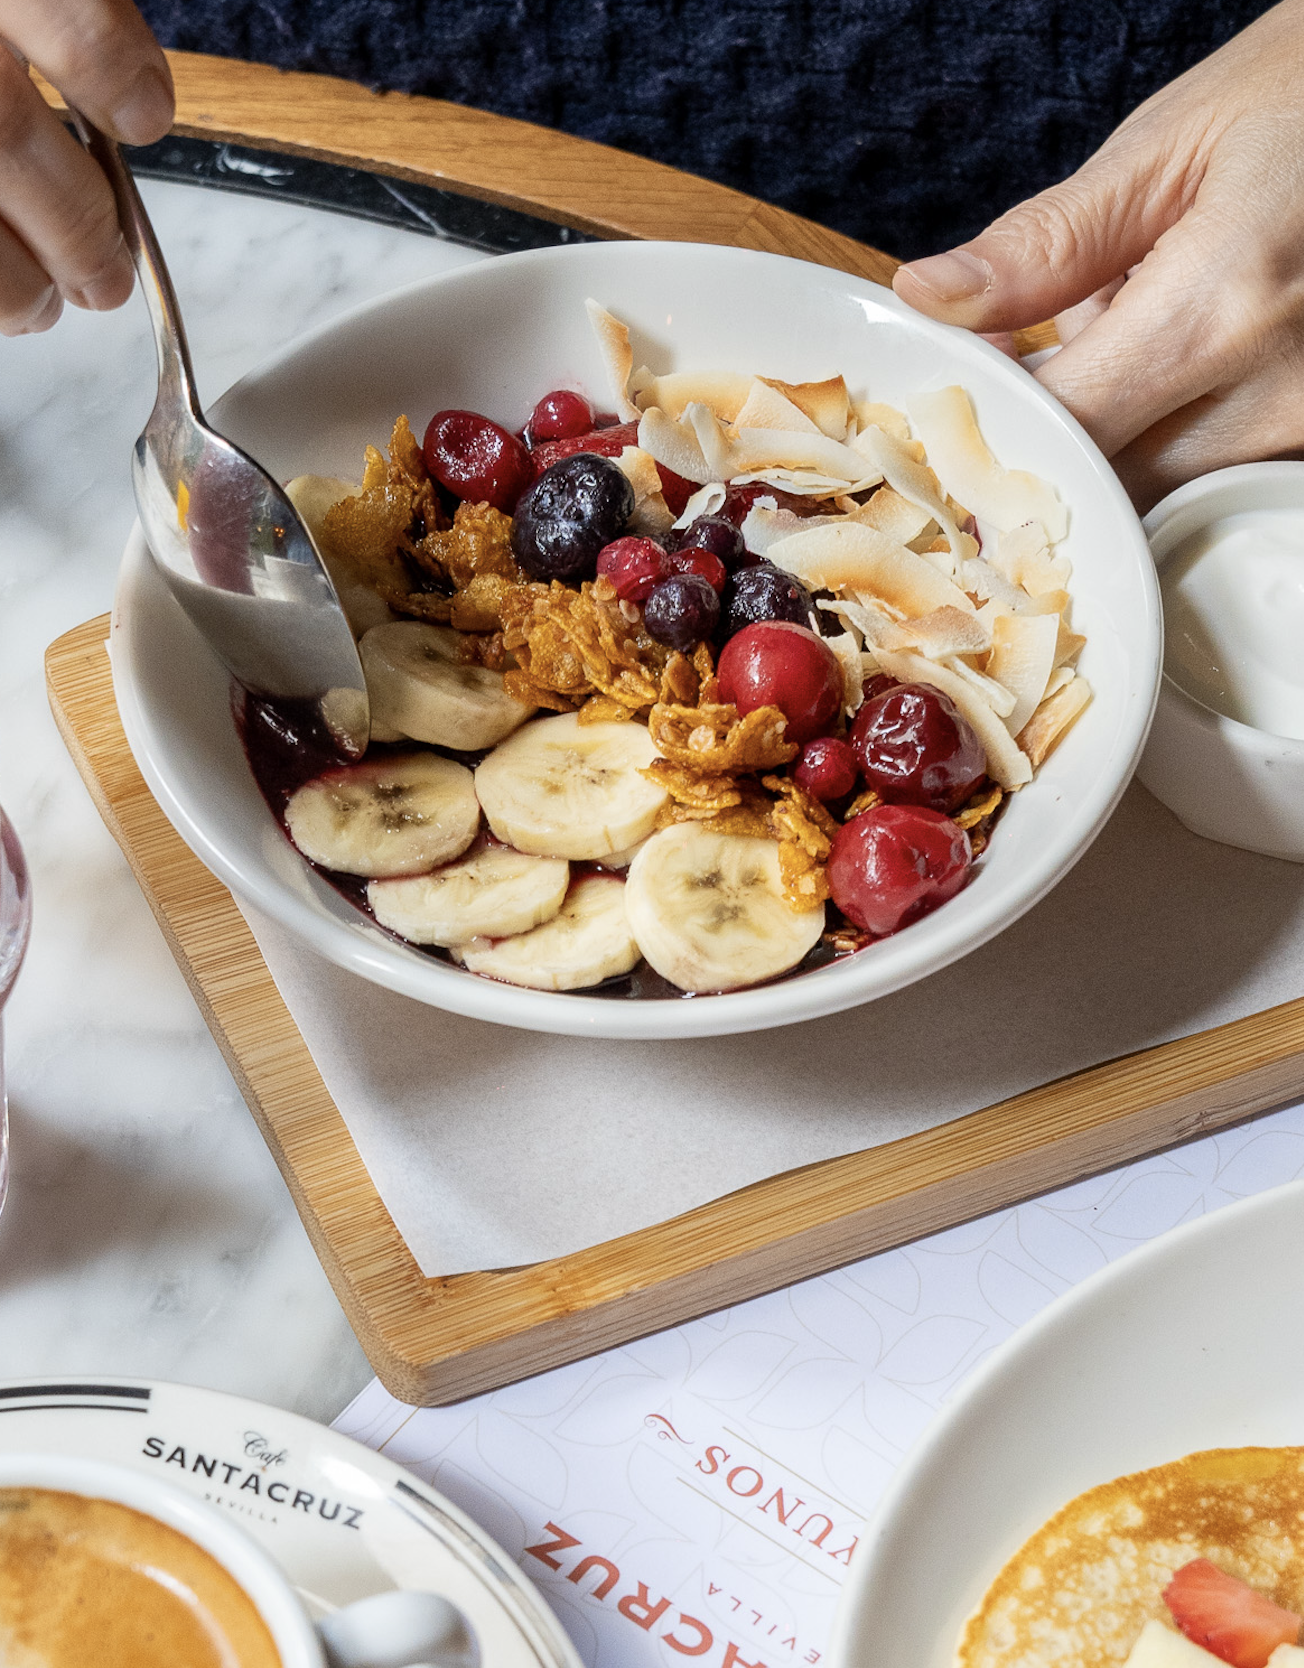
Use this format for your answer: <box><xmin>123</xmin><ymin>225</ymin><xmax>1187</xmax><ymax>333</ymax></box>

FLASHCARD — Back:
<box><xmin>111</xmin><ymin>240</ymin><xmax>1159</xmax><ymax>1039</ymax></box>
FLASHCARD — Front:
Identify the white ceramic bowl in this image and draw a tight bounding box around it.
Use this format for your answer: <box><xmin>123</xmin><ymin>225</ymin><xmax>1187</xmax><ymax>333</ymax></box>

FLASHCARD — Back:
<box><xmin>112</xmin><ymin>240</ymin><xmax>1159</xmax><ymax>1038</ymax></box>
<box><xmin>1138</xmin><ymin>461</ymin><xmax>1304</xmax><ymax>862</ymax></box>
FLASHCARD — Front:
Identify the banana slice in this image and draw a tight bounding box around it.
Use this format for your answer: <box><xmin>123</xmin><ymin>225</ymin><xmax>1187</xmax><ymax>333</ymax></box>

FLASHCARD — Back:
<box><xmin>453</xmin><ymin>874</ymin><xmax>639</xmax><ymax>991</ymax></box>
<box><xmin>360</xmin><ymin>621</ymin><xmax>535</xmax><ymax>752</ymax></box>
<box><xmin>474</xmin><ymin>713</ymin><xmax>669</xmax><ymax>860</ymax></box>
<box><xmin>368</xmin><ymin>844</ymin><xmax>569</xmax><ymax>945</ymax></box>
<box><xmin>284</xmin><ymin>474</ymin><xmax>393</xmax><ymax>638</ymax></box>
<box><xmin>285</xmin><ymin>752</ymin><xmax>480</xmax><ymax>877</ymax></box>
<box><xmin>624</xmin><ymin>824</ymin><xmax>825</xmax><ymax>992</ymax></box>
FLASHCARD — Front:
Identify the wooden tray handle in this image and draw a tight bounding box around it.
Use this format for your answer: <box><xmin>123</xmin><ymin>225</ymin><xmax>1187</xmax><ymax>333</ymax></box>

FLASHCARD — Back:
<box><xmin>38</xmin><ymin>51</ymin><xmax>1056</xmax><ymax>352</ymax></box>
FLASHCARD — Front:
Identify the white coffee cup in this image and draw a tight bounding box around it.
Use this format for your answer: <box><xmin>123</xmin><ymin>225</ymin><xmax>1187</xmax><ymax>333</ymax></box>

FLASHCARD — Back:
<box><xmin>0</xmin><ymin>1454</ymin><xmax>475</xmax><ymax>1668</ymax></box>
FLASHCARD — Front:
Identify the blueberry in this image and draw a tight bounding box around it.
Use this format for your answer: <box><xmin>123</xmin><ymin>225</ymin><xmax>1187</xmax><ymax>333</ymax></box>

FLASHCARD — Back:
<box><xmin>673</xmin><ymin>514</ymin><xmax>748</xmax><ymax>572</ymax></box>
<box><xmin>721</xmin><ymin>562</ymin><xmax>814</xmax><ymax>639</ymax></box>
<box><xmin>511</xmin><ymin>453</ymin><xmax>635</xmax><ymax>582</ymax></box>
<box><xmin>644</xmin><ymin>574</ymin><xmax>720</xmax><ymax>651</ymax></box>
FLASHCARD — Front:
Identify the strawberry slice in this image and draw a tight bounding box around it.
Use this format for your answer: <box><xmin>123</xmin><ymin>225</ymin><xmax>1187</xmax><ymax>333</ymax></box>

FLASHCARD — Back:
<box><xmin>1163</xmin><ymin>1559</ymin><xmax>1301</xmax><ymax>1668</ymax></box>
<box><xmin>528</xmin><ymin>421</ymin><xmax>696</xmax><ymax>514</ymax></box>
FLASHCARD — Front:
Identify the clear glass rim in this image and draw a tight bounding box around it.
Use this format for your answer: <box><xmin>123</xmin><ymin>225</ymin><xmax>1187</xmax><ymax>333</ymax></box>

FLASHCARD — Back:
<box><xmin>0</xmin><ymin>807</ymin><xmax>31</xmax><ymax>1004</ymax></box>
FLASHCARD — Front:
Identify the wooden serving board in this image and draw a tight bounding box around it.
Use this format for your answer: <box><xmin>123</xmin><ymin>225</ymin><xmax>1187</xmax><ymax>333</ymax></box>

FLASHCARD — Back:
<box><xmin>47</xmin><ymin>617</ymin><xmax>1304</xmax><ymax>1404</ymax></box>
<box><xmin>41</xmin><ymin>54</ymin><xmax>1267</xmax><ymax>1402</ymax></box>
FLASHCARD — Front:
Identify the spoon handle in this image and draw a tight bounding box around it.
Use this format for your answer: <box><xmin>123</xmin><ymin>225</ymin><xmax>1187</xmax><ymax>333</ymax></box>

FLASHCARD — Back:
<box><xmin>69</xmin><ymin>110</ymin><xmax>204</xmax><ymax>423</ymax></box>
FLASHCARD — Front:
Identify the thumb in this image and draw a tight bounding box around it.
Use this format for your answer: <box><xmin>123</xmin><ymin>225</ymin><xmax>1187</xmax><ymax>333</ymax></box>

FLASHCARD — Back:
<box><xmin>893</xmin><ymin>139</ymin><xmax>1178</xmax><ymax>334</ymax></box>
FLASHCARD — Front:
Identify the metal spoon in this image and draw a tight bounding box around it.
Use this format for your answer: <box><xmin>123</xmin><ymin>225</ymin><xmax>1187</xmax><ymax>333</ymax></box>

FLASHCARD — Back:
<box><xmin>72</xmin><ymin>112</ymin><xmax>370</xmax><ymax>758</ymax></box>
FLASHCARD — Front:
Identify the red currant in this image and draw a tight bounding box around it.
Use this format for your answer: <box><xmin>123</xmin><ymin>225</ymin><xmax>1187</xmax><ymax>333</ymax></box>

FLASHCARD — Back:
<box><xmin>828</xmin><ymin>805</ymin><xmax>971</xmax><ymax>937</ymax></box>
<box><xmin>528</xmin><ymin>389</ymin><xmax>594</xmax><ymax>443</ymax></box>
<box><xmin>663</xmin><ymin>545</ymin><xmax>727</xmax><ymax>593</ymax></box>
<box><xmin>794</xmin><ymin>736</ymin><xmax>859</xmax><ymax>801</ymax></box>
<box><xmin>596</xmin><ymin>536</ymin><xmax>669</xmax><ymax>603</ymax></box>
<box><xmin>422</xmin><ymin>410</ymin><xmax>532</xmax><ymax>512</ymax></box>
<box><xmin>850</xmin><ymin>682</ymin><xmax>986</xmax><ymax>813</ymax></box>
<box><xmin>716</xmin><ymin>621</ymin><xmax>843</xmax><ymax>745</ymax></box>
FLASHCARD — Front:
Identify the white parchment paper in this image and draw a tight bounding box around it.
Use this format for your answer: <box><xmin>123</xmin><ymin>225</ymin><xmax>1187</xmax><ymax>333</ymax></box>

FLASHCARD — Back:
<box><xmin>241</xmin><ymin>783</ymin><xmax>1304</xmax><ymax>1275</ymax></box>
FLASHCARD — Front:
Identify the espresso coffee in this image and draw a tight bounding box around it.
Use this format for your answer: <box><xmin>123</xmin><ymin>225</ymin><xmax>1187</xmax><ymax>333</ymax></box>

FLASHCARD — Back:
<box><xmin>0</xmin><ymin>1485</ymin><xmax>283</xmax><ymax>1667</ymax></box>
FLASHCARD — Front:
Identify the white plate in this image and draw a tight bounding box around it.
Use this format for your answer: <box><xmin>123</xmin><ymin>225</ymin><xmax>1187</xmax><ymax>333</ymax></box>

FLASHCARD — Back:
<box><xmin>828</xmin><ymin>1179</ymin><xmax>1304</xmax><ymax>1667</ymax></box>
<box><xmin>111</xmin><ymin>239</ymin><xmax>1159</xmax><ymax>1038</ymax></box>
<box><xmin>0</xmin><ymin>1375</ymin><xmax>580</xmax><ymax>1668</ymax></box>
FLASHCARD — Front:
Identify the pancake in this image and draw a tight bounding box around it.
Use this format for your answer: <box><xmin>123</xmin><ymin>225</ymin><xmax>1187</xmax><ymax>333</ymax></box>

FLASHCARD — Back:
<box><xmin>957</xmin><ymin>1448</ymin><xmax>1304</xmax><ymax>1667</ymax></box>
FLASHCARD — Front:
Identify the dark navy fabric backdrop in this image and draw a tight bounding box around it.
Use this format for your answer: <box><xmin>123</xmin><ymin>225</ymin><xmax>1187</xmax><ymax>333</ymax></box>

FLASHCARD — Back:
<box><xmin>138</xmin><ymin>1</ymin><xmax>1274</xmax><ymax>259</ymax></box>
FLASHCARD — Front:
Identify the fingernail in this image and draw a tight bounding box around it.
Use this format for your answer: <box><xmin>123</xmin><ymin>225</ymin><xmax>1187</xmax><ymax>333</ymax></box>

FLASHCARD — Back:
<box><xmin>110</xmin><ymin>64</ymin><xmax>174</xmax><ymax>146</ymax></box>
<box><xmin>899</xmin><ymin>250</ymin><xmax>992</xmax><ymax>304</ymax></box>
<box><xmin>20</xmin><ymin>285</ymin><xmax>62</xmax><ymax>334</ymax></box>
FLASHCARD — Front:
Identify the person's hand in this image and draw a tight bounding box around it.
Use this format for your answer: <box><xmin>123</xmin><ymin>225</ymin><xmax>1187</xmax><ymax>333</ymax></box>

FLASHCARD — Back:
<box><xmin>891</xmin><ymin>0</ymin><xmax>1304</xmax><ymax>511</ymax></box>
<box><xmin>0</xmin><ymin>0</ymin><xmax>172</xmax><ymax>336</ymax></box>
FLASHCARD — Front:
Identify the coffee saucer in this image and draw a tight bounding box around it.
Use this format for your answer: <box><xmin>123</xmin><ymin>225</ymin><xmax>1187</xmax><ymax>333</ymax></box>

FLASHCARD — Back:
<box><xmin>0</xmin><ymin>1376</ymin><xmax>580</xmax><ymax>1668</ymax></box>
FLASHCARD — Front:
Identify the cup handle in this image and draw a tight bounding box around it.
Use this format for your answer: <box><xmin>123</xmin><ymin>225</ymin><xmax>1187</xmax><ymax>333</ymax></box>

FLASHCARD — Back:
<box><xmin>318</xmin><ymin>1590</ymin><xmax>479</xmax><ymax>1668</ymax></box>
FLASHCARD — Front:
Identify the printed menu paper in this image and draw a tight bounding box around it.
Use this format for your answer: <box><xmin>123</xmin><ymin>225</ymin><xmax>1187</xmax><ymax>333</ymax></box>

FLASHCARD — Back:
<box><xmin>335</xmin><ymin>1099</ymin><xmax>1304</xmax><ymax>1668</ymax></box>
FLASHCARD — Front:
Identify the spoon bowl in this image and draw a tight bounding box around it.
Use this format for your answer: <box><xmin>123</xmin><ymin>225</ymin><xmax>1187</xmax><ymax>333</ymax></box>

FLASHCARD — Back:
<box><xmin>75</xmin><ymin>113</ymin><xmax>369</xmax><ymax>756</ymax></box>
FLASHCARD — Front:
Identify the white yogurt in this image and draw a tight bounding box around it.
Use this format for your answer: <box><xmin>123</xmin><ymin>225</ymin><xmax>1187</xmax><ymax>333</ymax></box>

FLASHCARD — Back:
<box><xmin>1161</xmin><ymin>507</ymin><xmax>1304</xmax><ymax>739</ymax></box>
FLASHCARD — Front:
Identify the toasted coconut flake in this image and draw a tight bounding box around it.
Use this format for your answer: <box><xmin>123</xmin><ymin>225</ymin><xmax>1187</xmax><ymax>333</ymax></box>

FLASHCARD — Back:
<box><xmin>1054</xmin><ymin>616</ymin><xmax>1088</xmax><ymax>668</ymax></box>
<box><xmin>853</xmin><ymin>400</ymin><xmax>912</xmax><ymax>443</ymax></box>
<box><xmin>759</xmin><ymin>375</ymin><xmax>851</xmax><ymax>440</ymax></box>
<box><xmin>992</xmin><ymin>520</ymin><xmax>1072</xmax><ymax>595</ymax></box>
<box><xmin>686</xmin><ymin>403</ymin><xmax>738</xmax><ymax>481</ymax></box>
<box><xmin>731</xmin><ymin>469</ymin><xmax>867</xmax><ymax>497</ymax></box>
<box><xmin>872</xmin><ymin>648</ymin><xmax>1033</xmax><ymax>788</ymax></box>
<box><xmin>906</xmin><ymin>387</ymin><xmax>1068</xmax><ymax>541</ymax></box>
<box><xmin>768</xmin><ymin>522</ymin><xmax>975</xmax><ymax>614</ymax></box>
<box><xmin>1041</xmin><ymin>664</ymin><xmax>1077</xmax><ymax>702</ymax></box>
<box><xmin>733</xmin><ymin>378</ymin><xmax>822</xmax><ymax>436</ymax></box>
<box><xmin>731</xmin><ymin>426</ymin><xmax>882</xmax><ymax>484</ymax></box>
<box><xmin>854</xmin><ymin>424</ymin><xmax>965</xmax><ymax>567</ymax></box>
<box><xmin>1018</xmin><ymin>676</ymin><xmax>1092</xmax><ymax>766</ymax></box>
<box><xmin>942</xmin><ymin>655</ymin><xmax>1017</xmax><ymax>719</ymax></box>
<box><xmin>987</xmin><ymin>612</ymin><xmax>1061</xmax><ymax>736</ymax></box>
<box><xmin>672</xmin><ymin>482</ymin><xmax>728</xmax><ymax>528</ymax></box>
<box><xmin>637</xmin><ymin>407</ymin><xmax>714</xmax><ymax>485</ymax></box>
<box><xmin>822</xmin><ymin>627</ymin><xmax>868</xmax><ymax>714</ymax></box>
<box><xmin>585</xmin><ymin>298</ymin><xmax>640</xmax><ymax>421</ymax></box>
<box><xmin>853</xmin><ymin>485</ymin><xmax>935</xmax><ymax>546</ymax></box>
<box><xmin>615</xmin><ymin>445</ymin><xmax>674</xmax><ymax>536</ymax></box>
<box><xmin>631</xmin><ymin>370</ymin><xmax>752</xmax><ymax>423</ymax></box>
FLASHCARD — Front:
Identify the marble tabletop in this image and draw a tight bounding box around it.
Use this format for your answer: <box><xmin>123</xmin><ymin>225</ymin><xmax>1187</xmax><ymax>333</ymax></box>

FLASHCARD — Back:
<box><xmin>0</xmin><ymin>174</ymin><xmax>486</xmax><ymax>1421</ymax></box>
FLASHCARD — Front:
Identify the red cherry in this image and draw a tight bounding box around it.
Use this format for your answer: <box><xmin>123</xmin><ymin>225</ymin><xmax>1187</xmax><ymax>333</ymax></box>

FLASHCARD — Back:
<box><xmin>850</xmin><ymin>682</ymin><xmax>986</xmax><ymax>813</ymax></box>
<box><xmin>656</xmin><ymin>465</ymin><xmax>697</xmax><ymax>518</ymax></box>
<box><xmin>828</xmin><ymin>805</ymin><xmax>971</xmax><ymax>937</ymax></box>
<box><xmin>794</xmin><ymin>736</ymin><xmax>859</xmax><ymax>801</ymax></box>
<box><xmin>423</xmin><ymin>410</ymin><xmax>532</xmax><ymax>512</ymax></box>
<box><xmin>596</xmin><ymin>536</ymin><xmax>669</xmax><ymax>603</ymax></box>
<box><xmin>528</xmin><ymin>389</ymin><xmax>594</xmax><ymax>443</ymax></box>
<box><xmin>716</xmin><ymin>621</ymin><xmax>843</xmax><ymax>745</ymax></box>
<box><xmin>663</xmin><ymin>545</ymin><xmax>727</xmax><ymax>593</ymax></box>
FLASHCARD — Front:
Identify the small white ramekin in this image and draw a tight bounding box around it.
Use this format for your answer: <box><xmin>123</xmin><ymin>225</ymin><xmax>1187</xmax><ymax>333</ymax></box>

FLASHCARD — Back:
<box><xmin>1138</xmin><ymin>462</ymin><xmax>1304</xmax><ymax>863</ymax></box>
